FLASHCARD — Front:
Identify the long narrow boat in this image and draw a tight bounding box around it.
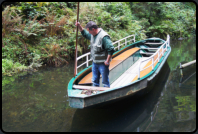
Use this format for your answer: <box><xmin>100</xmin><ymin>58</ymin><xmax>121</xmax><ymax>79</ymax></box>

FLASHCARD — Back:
<box><xmin>68</xmin><ymin>34</ymin><xmax>171</xmax><ymax>108</ymax></box>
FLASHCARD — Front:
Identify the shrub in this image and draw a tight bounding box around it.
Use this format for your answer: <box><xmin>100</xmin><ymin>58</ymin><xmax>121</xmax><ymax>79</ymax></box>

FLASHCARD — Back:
<box><xmin>2</xmin><ymin>6</ymin><xmax>23</xmax><ymax>39</ymax></box>
<box><xmin>42</xmin><ymin>44</ymin><xmax>68</xmax><ymax>67</ymax></box>
<box><xmin>2</xmin><ymin>59</ymin><xmax>28</xmax><ymax>76</ymax></box>
<box><xmin>130</xmin><ymin>2</ymin><xmax>196</xmax><ymax>38</ymax></box>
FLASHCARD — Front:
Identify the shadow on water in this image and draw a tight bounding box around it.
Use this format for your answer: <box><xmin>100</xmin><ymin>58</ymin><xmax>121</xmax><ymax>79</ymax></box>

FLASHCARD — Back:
<box><xmin>71</xmin><ymin>62</ymin><xmax>170</xmax><ymax>132</ymax></box>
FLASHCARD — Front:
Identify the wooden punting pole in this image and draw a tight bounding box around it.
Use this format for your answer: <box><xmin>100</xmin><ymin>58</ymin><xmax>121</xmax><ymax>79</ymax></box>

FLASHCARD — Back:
<box><xmin>74</xmin><ymin>2</ymin><xmax>80</xmax><ymax>77</ymax></box>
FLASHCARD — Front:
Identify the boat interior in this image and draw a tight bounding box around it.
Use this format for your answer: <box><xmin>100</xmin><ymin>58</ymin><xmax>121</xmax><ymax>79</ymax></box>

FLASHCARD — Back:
<box><xmin>73</xmin><ymin>38</ymin><xmax>166</xmax><ymax>90</ymax></box>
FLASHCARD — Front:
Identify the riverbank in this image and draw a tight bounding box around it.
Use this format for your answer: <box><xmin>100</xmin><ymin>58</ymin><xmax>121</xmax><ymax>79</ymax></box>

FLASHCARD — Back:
<box><xmin>2</xmin><ymin>2</ymin><xmax>196</xmax><ymax>76</ymax></box>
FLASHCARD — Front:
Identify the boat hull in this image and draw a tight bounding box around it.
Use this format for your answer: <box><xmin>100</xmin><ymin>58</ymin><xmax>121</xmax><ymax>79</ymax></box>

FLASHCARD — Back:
<box><xmin>69</xmin><ymin>78</ymin><xmax>147</xmax><ymax>108</ymax></box>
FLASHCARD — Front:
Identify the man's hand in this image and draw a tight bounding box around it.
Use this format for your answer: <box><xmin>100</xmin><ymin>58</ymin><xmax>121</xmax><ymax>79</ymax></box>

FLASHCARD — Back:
<box><xmin>104</xmin><ymin>55</ymin><xmax>112</xmax><ymax>66</ymax></box>
<box><xmin>75</xmin><ymin>21</ymin><xmax>84</xmax><ymax>32</ymax></box>
<box><xmin>104</xmin><ymin>60</ymin><xmax>110</xmax><ymax>66</ymax></box>
<box><xmin>75</xmin><ymin>21</ymin><xmax>80</xmax><ymax>26</ymax></box>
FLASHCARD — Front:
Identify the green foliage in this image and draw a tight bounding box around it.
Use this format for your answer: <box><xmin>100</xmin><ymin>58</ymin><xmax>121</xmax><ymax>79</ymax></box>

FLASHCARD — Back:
<box><xmin>2</xmin><ymin>2</ymin><xmax>196</xmax><ymax>76</ymax></box>
<box><xmin>100</xmin><ymin>2</ymin><xmax>132</xmax><ymax>28</ymax></box>
<box><xmin>42</xmin><ymin>44</ymin><xmax>69</xmax><ymax>67</ymax></box>
<box><xmin>2</xmin><ymin>6</ymin><xmax>23</xmax><ymax>38</ymax></box>
<box><xmin>130</xmin><ymin>2</ymin><xmax>196</xmax><ymax>39</ymax></box>
<box><xmin>79</xmin><ymin>2</ymin><xmax>146</xmax><ymax>42</ymax></box>
<box><xmin>2</xmin><ymin>38</ymin><xmax>26</xmax><ymax>63</ymax></box>
<box><xmin>2</xmin><ymin>59</ymin><xmax>28</xmax><ymax>76</ymax></box>
<box><xmin>28</xmin><ymin>53</ymin><xmax>43</xmax><ymax>69</ymax></box>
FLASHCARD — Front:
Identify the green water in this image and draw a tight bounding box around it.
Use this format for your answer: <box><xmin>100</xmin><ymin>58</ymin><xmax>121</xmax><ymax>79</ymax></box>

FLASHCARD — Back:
<box><xmin>2</xmin><ymin>38</ymin><xmax>196</xmax><ymax>132</ymax></box>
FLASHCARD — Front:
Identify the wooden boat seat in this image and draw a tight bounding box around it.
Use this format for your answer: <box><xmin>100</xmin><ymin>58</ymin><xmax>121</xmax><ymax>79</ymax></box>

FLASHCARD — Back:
<box><xmin>78</xmin><ymin>47</ymin><xmax>140</xmax><ymax>84</ymax></box>
<box><xmin>73</xmin><ymin>85</ymin><xmax>110</xmax><ymax>91</ymax></box>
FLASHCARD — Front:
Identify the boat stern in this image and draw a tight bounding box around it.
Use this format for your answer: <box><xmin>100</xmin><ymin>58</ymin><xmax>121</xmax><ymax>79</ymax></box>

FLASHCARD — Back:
<box><xmin>69</xmin><ymin>97</ymin><xmax>85</xmax><ymax>109</ymax></box>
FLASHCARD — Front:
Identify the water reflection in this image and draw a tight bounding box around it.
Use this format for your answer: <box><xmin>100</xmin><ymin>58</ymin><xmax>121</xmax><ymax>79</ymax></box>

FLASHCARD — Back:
<box><xmin>71</xmin><ymin>62</ymin><xmax>170</xmax><ymax>132</ymax></box>
<box><xmin>150</xmin><ymin>64</ymin><xmax>196</xmax><ymax>132</ymax></box>
<box><xmin>2</xmin><ymin>65</ymin><xmax>76</xmax><ymax>132</ymax></box>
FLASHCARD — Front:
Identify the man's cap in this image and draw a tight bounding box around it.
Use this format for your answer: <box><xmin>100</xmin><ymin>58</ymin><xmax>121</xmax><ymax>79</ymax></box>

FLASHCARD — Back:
<box><xmin>85</xmin><ymin>21</ymin><xmax>97</xmax><ymax>29</ymax></box>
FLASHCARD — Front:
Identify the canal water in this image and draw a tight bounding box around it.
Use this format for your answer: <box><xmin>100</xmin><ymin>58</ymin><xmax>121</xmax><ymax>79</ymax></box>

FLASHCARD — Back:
<box><xmin>2</xmin><ymin>37</ymin><xmax>196</xmax><ymax>132</ymax></box>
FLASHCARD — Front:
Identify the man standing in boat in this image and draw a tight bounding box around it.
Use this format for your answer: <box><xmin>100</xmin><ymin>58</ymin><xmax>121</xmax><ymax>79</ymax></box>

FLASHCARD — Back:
<box><xmin>75</xmin><ymin>21</ymin><xmax>115</xmax><ymax>87</ymax></box>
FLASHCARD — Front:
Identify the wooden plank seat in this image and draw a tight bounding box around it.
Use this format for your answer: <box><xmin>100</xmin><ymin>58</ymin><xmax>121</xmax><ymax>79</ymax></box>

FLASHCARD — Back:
<box><xmin>140</xmin><ymin>48</ymin><xmax>158</xmax><ymax>50</ymax></box>
<box><xmin>73</xmin><ymin>85</ymin><xmax>110</xmax><ymax>91</ymax></box>
<box><xmin>140</xmin><ymin>52</ymin><xmax>155</xmax><ymax>55</ymax></box>
<box><xmin>78</xmin><ymin>47</ymin><xmax>140</xmax><ymax>85</ymax></box>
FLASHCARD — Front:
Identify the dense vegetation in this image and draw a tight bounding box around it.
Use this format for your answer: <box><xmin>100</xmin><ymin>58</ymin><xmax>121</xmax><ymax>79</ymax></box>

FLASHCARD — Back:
<box><xmin>2</xmin><ymin>2</ymin><xmax>196</xmax><ymax>76</ymax></box>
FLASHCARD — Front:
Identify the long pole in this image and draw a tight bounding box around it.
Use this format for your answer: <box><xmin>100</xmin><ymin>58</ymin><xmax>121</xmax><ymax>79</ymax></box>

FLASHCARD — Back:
<box><xmin>179</xmin><ymin>60</ymin><xmax>196</xmax><ymax>69</ymax></box>
<box><xmin>74</xmin><ymin>2</ymin><xmax>79</xmax><ymax>77</ymax></box>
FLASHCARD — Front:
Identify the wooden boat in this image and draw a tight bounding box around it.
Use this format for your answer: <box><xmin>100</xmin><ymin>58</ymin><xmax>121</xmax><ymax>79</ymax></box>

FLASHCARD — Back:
<box><xmin>67</xmin><ymin>34</ymin><xmax>171</xmax><ymax>108</ymax></box>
